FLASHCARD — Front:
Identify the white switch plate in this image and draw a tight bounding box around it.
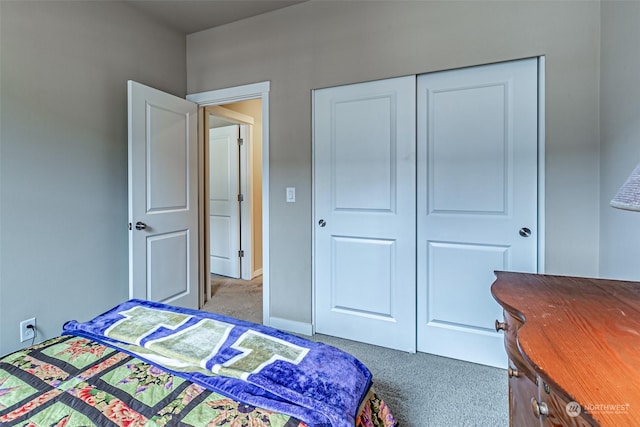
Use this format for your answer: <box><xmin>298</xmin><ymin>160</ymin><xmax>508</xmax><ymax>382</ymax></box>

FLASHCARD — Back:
<box><xmin>286</xmin><ymin>187</ymin><xmax>295</xmax><ymax>203</ymax></box>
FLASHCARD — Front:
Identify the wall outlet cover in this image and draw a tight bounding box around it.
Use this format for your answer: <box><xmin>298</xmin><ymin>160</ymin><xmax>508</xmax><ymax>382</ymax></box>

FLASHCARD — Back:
<box><xmin>20</xmin><ymin>317</ymin><xmax>36</xmax><ymax>342</ymax></box>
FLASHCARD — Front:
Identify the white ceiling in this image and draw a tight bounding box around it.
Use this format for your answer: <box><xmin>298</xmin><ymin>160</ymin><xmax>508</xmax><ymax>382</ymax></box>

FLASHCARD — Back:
<box><xmin>126</xmin><ymin>0</ymin><xmax>307</xmax><ymax>35</ymax></box>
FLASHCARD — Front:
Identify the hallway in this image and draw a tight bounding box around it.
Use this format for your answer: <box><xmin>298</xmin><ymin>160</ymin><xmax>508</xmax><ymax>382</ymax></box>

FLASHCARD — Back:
<box><xmin>201</xmin><ymin>274</ymin><xmax>263</xmax><ymax>324</ymax></box>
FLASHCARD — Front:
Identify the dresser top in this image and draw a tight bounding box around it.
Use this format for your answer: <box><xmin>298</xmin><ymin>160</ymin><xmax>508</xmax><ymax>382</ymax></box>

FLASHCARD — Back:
<box><xmin>491</xmin><ymin>271</ymin><xmax>640</xmax><ymax>426</ymax></box>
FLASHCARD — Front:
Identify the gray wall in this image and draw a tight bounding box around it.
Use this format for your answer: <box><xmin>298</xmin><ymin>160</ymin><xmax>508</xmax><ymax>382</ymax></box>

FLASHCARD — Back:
<box><xmin>3</xmin><ymin>0</ymin><xmax>627</xmax><ymax>352</ymax></box>
<box><xmin>188</xmin><ymin>1</ymin><xmax>602</xmax><ymax>325</ymax></box>
<box><xmin>600</xmin><ymin>2</ymin><xmax>640</xmax><ymax>280</ymax></box>
<box><xmin>0</xmin><ymin>1</ymin><xmax>186</xmax><ymax>354</ymax></box>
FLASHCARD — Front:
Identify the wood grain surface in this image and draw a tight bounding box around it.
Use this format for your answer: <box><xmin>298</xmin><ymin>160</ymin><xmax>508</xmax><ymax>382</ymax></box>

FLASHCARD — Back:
<box><xmin>492</xmin><ymin>271</ymin><xmax>640</xmax><ymax>426</ymax></box>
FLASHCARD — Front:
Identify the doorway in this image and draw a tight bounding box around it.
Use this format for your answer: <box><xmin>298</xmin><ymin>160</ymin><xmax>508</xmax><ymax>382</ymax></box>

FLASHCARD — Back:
<box><xmin>187</xmin><ymin>81</ymin><xmax>270</xmax><ymax>324</ymax></box>
<box><xmin>206</xmin><ymin>101</ymin><xmax>264</xmax><ymax>312</ymax></box>
<box><xmin>207</xmin><ymin>105</ymin><xmax>258</xmax><ymax>280</ymax></box>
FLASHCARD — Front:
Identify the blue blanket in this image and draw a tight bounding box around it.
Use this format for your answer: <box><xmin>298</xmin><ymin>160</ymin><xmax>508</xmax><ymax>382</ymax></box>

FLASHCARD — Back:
<box><xmin>62</xmin><ymin>299</ymin><xmax>372</xmax><ymax>427</ymax></box>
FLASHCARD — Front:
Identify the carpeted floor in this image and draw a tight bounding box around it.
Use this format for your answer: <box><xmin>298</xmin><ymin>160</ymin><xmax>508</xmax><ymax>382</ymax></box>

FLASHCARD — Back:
<box><xmin>310</xmin><ymin>334</ymin><xmax>508</xmax><ymax>427</ymax></box>
<box><xmin>202</xmin><ymin>274</ymin><xmax>263</xmax><ymax>324</ymax></box>
<box><xmin>200</xmin><ymin>274</ymin><xmax>508</xmax><ymax>427</ymax></box>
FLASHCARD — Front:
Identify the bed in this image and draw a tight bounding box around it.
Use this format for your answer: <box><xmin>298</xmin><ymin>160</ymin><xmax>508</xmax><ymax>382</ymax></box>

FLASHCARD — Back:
<box><xmin>0</xmin><ymin>299</ymin><xmax>395</xmax><ymax>426</ymax></box>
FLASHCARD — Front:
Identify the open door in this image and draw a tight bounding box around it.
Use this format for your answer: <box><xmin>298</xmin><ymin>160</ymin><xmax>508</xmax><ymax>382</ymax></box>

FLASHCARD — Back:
<box><xmin>209</xmin><ymin>124</ymin><xmax>241</xmax><ymax>278</ymax></box>
<box><xmin>128</xmin><ymin>81</ymin><xmax>199</xmax><ymax>309</ymax></box>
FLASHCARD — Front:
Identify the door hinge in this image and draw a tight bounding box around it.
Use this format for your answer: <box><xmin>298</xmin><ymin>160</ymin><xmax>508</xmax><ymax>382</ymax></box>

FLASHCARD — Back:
<box><xmin>128</xmin><ymin>222</ymin><xmax>132</xmax><ymax>231</ymax></box>
<box><xmin>238</xmin><ymin>250</ymin><xmax>244</xmax><ymax>258</ymax></box>
<box><xmin>238</xmin><ymin>194</ymin><xmax>244</xmax><ymax>202</ymax></box>
<box><xmin>238</xmin><ymin>138</ymin><xmax>244</xmax><ymax>146</ymax></box>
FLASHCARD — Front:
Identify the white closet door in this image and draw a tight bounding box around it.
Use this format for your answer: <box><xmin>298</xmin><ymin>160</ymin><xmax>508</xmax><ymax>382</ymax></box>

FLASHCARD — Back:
<box><xmin>416</xmin><ymin>58</ymin><xmax>538</xmax><ymax>367</ymax></box>
<box><xmin>314</xmin><ymin>76</ymin><xmax>417</xmax><ymax>352</ymax></box>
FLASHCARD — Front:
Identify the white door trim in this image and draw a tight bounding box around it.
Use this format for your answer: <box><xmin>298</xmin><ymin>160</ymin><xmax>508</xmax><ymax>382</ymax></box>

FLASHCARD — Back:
<box><xmin>208</xmin><ymin>105</ymin><xmax>255</xmax><ymax>126</ymax></box>
<box><xmin>537</xmin><ymin>56</ymin><xmax>546</xmax><ymax>274</ymax></box>
<box><xmin>187</xmin><ymin>81</ymin><xmax>271</xmax><ymax>325</ymax></box>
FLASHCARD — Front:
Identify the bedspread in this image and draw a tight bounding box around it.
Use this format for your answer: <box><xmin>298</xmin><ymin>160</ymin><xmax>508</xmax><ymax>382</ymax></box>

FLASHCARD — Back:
<box><xmin>0</xmin><ymin>335</ymin><xmax>395</xmax><ymax>426</ymax></box>
<box><xmin>58</xmin><ymin>299</ymin><xmax>391</xmax><ymax>427</ymax></box>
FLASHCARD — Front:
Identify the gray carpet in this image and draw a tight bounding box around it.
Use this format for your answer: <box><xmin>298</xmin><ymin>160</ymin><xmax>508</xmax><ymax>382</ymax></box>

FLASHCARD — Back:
<box><xmin>202</xmin><ymin>274</ymin><xmax>263</xmax><ymax>324</ymax></box>
<box><xmin>201</xmin><ymin>275</ymin><xmax>509</xmax><ymax>427</ymax></box>
<box><xmin>309</xmin><ymin>334</ymin><xmax>508</xmax><ymax>427</ymax></box>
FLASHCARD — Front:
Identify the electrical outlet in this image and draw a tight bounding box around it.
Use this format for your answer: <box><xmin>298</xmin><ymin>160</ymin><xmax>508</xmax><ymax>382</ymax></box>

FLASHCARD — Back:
<box><xmin>20</xmin><ymin>317</ymin><xmax>36</xmax><ymax>342</ymax></box>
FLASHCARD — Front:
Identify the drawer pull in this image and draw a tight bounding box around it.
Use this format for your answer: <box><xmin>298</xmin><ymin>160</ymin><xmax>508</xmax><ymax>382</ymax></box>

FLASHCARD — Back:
<box><xmin>531</xmin><ymin>398</ymin><xmax>549</xmax><ymax>418</ymax></box>
<box><xmin>495</xmin><ymin>319</ymin><xmax>507</xmax><ymax>332</ymax></box>
<box><xmin>508</xmin><ymin>366</ymin><xmax>519</xmax><ymax>378</ymax></box>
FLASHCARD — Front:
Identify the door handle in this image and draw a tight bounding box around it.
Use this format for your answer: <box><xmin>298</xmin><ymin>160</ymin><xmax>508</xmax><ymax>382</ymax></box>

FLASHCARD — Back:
<box><xmin>135</xmin><ymin>221</ymin><xmax>147</xmax><ymax>231</ymax></box>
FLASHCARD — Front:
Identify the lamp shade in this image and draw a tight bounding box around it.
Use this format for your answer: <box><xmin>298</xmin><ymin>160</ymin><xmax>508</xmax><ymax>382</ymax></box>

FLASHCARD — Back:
<box><xmin>611</xmin><ymin>163</ymin><xmax>640</xmax><ymax>211</ymax></box>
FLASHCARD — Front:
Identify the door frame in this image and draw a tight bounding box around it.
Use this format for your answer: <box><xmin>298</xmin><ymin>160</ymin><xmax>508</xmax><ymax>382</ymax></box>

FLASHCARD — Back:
<box><xmin>188</xmin><ymin>81</ymin><xmax>271</xmax><ymax>324</ymax></box>
<box><xmin>537</xmin><ymin>56</ymin><xmax>546</xmax><ymax>273</ymax></box>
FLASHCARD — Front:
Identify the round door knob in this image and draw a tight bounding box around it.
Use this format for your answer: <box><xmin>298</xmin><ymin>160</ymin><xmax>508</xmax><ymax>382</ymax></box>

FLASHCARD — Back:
<box><xmin>495</xmin><ymin>319</ymin><xmax>507</xmax><ymax>332</ymax></box>
<box><xmin>519</xmin><ymin>227</ymin><xmax>532</xmax><ymax>237</ymax></box>
<box><xmin>508</xmin><ymin>366</ymin><xmax>519</xmax><ymax>378</ymax></box>
<box><xmin>135</xmin><ymin>221</ymin><xmax>147</xmax><ymax>231</ymax></box>
<box><xmin>531</xmin><ymin>398</ymin><xmax>549</xmax><ymax>417</ymax></box>
<box><xmin>318</xmin><ymin>219</ymin><xmax>326</xmax><ymax>227</ymax></box>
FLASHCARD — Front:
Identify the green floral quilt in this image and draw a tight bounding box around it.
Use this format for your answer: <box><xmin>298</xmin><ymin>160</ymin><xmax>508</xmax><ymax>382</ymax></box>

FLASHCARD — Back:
<box><xmin>0</xmin><ymin>336</ymin><xmax>395</xmax><ymax>426</ymax></box>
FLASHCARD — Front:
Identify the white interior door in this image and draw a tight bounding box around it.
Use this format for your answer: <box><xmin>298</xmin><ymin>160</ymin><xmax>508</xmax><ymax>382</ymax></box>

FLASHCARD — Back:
<box><xmin>209</xmin><ymin>125</ymin><xmax>241</xmax><ymax>278</ymax></box>
<box><xmin>314</xmin><ymin>76</ymin><xmax>417</xmax><ymax>352</ymax></box>
<box><xmin>416</xmin><ymin>58</ymin><xmax>538</xmax><ymax>367</ymax></box>
<box><xmin>128</xmin><ymin>80</ymin><xmax>199</xmax><ymax>310</ymax></box>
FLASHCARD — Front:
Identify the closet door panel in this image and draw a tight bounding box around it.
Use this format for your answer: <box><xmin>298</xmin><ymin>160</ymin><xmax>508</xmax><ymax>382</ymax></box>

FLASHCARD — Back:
<box><xmin>416</xmin><ymin>58</ymin><xmax>539</xmax><ymax>368</ymax></box>
<box><xmin>314</xmin><ymin>76</ymin><xmax>417</xmax><ymax>353</ymax></box>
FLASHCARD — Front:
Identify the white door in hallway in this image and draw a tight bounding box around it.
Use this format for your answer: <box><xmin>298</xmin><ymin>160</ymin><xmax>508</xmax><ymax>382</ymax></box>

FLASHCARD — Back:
<box><xmin>128</xmin><ymin>81</ymin><xmax>199</xmax><ymax>310</ymax></box>
<box><xmin>416</xmin><ymin>58</ymin><xmax>539</xmax><ymax>367</ymax></box>
<box><xmin>314</xmin><ymin>76</ymin><xmax>417</xmax><ymax>352</ymax></box>
<box><xmin>209</xmin><ymin>124</ymin><xmax>241</xmax><ymax>278</ymax></box>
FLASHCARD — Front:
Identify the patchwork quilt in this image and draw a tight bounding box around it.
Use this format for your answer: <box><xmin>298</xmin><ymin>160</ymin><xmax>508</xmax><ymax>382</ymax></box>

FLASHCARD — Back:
<box><xmin>0</xmin><ymin>300</ymin><xmax>396</xmax><ymax>427</ymax></box>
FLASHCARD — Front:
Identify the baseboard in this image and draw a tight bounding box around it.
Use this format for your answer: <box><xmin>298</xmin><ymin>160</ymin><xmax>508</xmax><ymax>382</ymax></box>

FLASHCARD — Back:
<box><xmin>267</xmin><ymin>316</ymin><xmax>313</xmax><ymax>336</ymax></box>
<box><xmin>252</xmin><ymin>268</ymin><xmax>263</xmax><ymax>278</ymax></box>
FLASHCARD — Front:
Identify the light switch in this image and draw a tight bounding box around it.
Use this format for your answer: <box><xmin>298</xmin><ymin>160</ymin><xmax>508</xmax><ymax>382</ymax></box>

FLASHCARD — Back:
<box><xmin>286</xmin><ymin>187</ymin><xmax>296</xmax><ymax>203</ymax></box>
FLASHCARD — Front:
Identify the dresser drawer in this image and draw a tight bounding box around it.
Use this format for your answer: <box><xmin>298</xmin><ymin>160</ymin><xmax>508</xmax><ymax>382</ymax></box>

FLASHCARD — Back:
<box><xmin>538</xmin><ymin>381</ymin><xmax>595</xmax><ymax>427</ymax></box>
<box><xmin>498</xmin><ymin>309</ymin><xmax>537</xmax><ymax>382</ymax></box>
<box><xmin>508</xmin><ymin>359</ymin><xmax>540</xmax><ymax>427</ymax></box>
<box><xmin>498</xmin><ymin>311</ymin><xmax>599</xmax><ymax>426</ymax></box>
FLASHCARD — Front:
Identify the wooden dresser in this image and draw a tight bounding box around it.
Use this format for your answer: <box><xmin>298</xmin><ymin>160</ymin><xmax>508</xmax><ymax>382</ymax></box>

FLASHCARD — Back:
<box><xmin>491</xmin><ymin>271</ymin><xmax>640</xmax><ymax>426</ymax></box>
